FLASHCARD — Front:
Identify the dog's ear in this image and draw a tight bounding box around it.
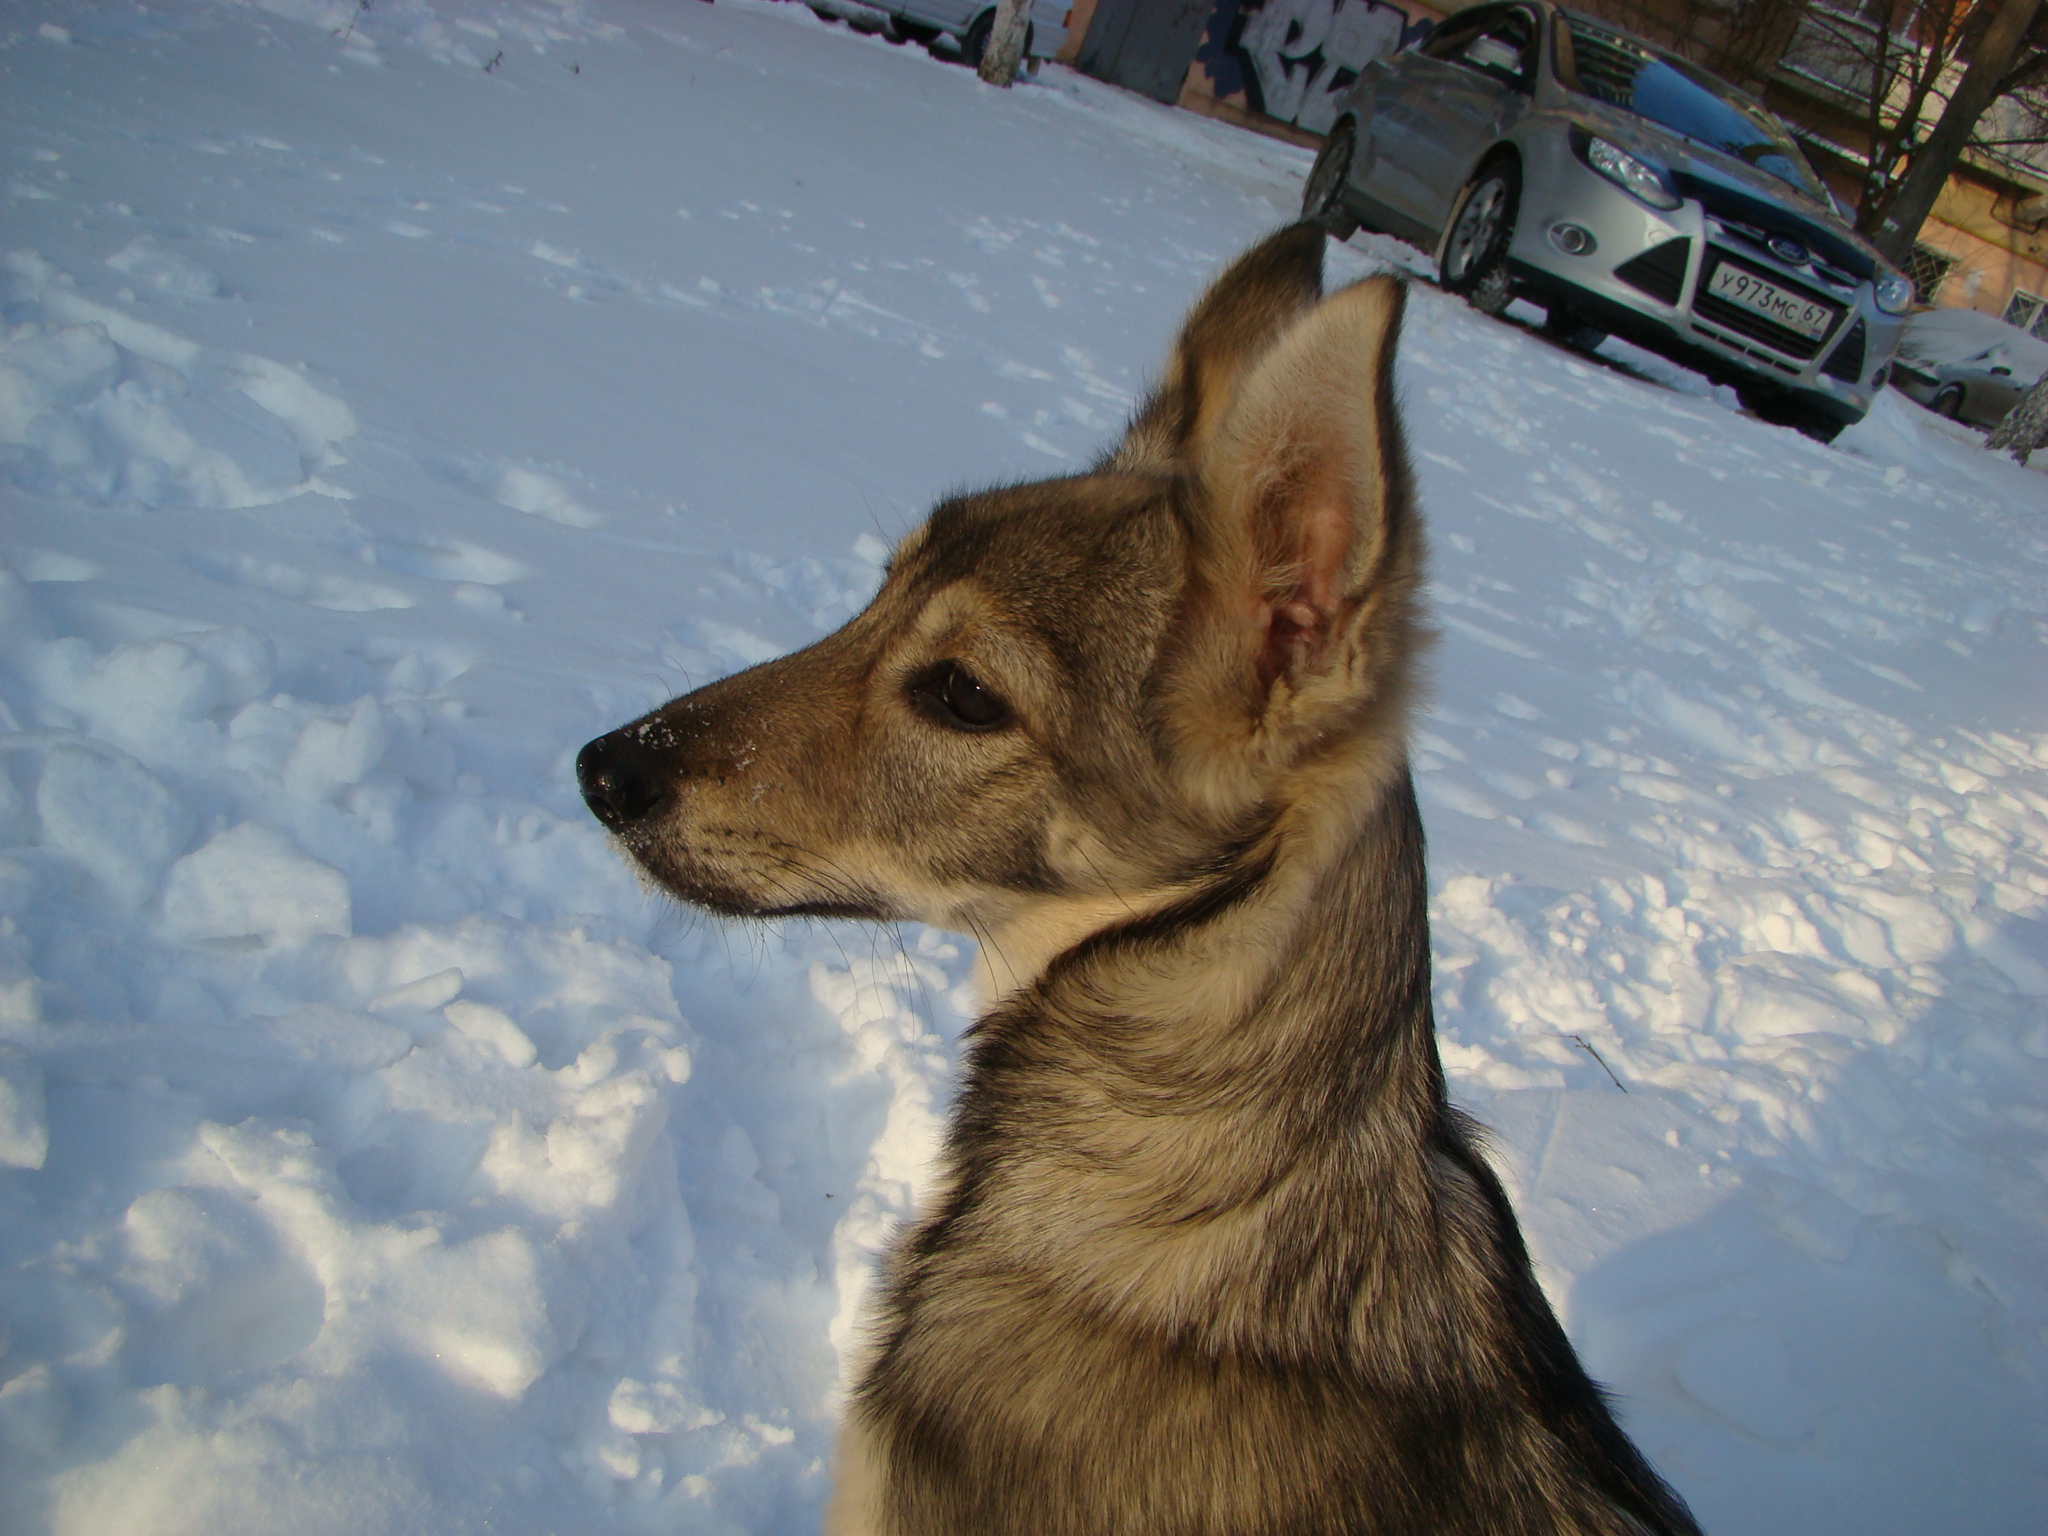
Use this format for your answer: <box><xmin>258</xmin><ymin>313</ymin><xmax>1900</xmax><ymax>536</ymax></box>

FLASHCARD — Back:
<box><xmin>1108</xmin><ymin>223</ymin><xmax>1327</xmax><ymax>473</ymax></box>
<box><xmin>1164</xmin><ymin>275</ymin><xmax>1424</xmax><ymax>791</ymax></box>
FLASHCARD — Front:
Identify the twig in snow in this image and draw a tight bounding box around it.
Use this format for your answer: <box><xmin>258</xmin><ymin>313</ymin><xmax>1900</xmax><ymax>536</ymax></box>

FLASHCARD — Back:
<box><xmin>1557</xmin><ymin>1034</ymin><xmax>1628</xmax><ymax>1092</ymax></box>
<box><xmin>335</xmin><ymin>0</ymin><xmax>372</xmax><ymax>46</ymax></box>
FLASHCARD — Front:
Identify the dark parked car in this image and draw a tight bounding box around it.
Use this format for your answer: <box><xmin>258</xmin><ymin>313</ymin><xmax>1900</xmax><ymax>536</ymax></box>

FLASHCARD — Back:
<box><xmin>1302</xmin><ymin>1</ymin><xmax>1913</xmax><ymax>440</ymax></box>
<box><xmin>808</xmin><ymin>0</ymin><xmax>1067</xmax><ymax>67</ymax></box>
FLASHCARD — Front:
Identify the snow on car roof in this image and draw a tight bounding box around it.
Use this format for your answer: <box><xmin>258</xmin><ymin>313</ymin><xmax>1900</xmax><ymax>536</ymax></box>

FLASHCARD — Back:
<box><xmin>1900</xmin><ymin>306</ymin><xmax>2048</xmax><ymax>380</ymax></box>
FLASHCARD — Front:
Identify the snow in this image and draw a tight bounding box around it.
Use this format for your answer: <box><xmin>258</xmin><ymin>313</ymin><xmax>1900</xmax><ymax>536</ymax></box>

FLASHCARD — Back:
<box><xmin>1</xmin><ymin>0</ymin><xmax>2044</xmax><ymax>1532</ymax></box>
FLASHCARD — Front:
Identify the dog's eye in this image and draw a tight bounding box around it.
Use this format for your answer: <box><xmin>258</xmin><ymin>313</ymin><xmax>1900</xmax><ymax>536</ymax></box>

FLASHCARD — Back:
<box><xmin>912</xmin><ymin>662</ymin><xmax>1012</xmax><ymax>732</ymax></box>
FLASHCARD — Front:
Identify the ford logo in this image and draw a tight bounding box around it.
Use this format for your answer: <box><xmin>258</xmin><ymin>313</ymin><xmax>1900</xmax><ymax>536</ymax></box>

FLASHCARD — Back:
<box><xmin>1767</xmin><ymin>234</ymin><xmax>1810</xmax><ymax>265</ymax></box>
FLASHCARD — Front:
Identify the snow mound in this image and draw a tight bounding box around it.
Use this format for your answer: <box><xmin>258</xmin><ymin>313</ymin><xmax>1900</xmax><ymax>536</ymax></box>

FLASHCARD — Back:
<box><xmin>0</xmin><ymin>0</ymin><xmax>2043</xmax><ymax>1533</ymax></box>
<box><xmin>1</xmin><ymin>251</ymin><xmax>354</xmax><ymax>509</ymax></box>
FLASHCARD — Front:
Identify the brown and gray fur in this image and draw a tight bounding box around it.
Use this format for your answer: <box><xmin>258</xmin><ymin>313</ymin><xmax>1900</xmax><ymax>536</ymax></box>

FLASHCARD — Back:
<box><xmin>577</xmin><ymin>224</ymin><xmax>1702</xmax><ymax>1536</ymax></box>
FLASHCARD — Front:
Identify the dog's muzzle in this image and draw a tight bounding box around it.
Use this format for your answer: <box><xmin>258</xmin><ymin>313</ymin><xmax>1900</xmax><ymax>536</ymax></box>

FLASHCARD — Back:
<box><xmin>577</xmin><ymin>729</ymin><xmax>671</xmax><ymax>832</ymax></box>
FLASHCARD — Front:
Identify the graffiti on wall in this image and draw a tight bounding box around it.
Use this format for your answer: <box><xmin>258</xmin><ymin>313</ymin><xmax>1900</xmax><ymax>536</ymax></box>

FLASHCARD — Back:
<box><xmin>1194</xmin><ymin>0</ymin><xmax>1418</xmax><ymax>135</ymax></box>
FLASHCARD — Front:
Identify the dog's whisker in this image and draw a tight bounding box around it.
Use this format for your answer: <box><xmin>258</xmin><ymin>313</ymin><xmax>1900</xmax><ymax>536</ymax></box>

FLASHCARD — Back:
<box><xmin>960</xmin><ymin>909</ymin><xmax>1023</xmax><ymax>1005</ymax></box>
<box><xmin>1073</xmin><ymin>844</ymin><xmax>1142</xmax><ymax>923</ymax></box>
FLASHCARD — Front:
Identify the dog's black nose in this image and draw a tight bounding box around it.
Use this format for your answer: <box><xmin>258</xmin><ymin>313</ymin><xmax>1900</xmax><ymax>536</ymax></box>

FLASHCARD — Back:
<box><xmin>577</xmin><ymin>730</ymin><xmax>670</xmax><ymax>830</ymax></box>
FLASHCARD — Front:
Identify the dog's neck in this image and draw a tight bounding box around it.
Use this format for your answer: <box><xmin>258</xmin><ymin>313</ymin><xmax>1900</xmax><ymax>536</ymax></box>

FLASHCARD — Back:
<box><xmin>967</xmin><ymin>728</ymin><xmax>1420</xmax><ymax>1008</ymax></box>
<box><xmin>969</xmin><ymin>888</ymin><xmax>1182</xmax><ymax>1009</ymax></box>
<box><xmin>945</xmin><ymin>760</ymin><xmax>1471</xmax><ymax>1365</ymax></box>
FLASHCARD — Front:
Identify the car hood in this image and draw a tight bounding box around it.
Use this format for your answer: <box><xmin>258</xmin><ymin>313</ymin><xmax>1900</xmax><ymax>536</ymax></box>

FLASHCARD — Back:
<box><xmin>1570</xmin><ymin>101</ymin><xmax>1881</xmax><ymax>275</ymax></box>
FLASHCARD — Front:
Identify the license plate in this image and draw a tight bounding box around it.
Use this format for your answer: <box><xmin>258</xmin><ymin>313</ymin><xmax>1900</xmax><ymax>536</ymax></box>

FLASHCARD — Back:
<box><xmin>1706</xmin><ymin>262</ymin><xmax>1836</xmax><ymax>340</ymax></box>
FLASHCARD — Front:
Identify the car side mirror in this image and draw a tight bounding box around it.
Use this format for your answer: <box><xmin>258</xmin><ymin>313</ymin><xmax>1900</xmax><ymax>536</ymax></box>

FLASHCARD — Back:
<box><xmin>1992</xmin><ymin>365</ymin><xmax>2013</xmax><ymax>376</ymax></box>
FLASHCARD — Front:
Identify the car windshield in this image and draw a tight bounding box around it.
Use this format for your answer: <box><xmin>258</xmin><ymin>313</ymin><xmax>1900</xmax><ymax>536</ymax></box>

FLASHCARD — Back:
<box><xmin>1562</xmin><ymin>17</ymin><xmax>1824</xmax><ymax>199</ymax></box>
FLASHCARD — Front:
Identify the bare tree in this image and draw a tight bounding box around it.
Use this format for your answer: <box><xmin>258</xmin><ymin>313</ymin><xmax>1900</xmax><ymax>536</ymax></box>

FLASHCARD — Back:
<box><xmin>1856</xmin><ymin>0</ymin><xmax>2048</xmax><ymax>264</ymax></box>
<box><xmin>977</xmin><ymin>0</ymin><xmax>1033</xmax><ymax>86</ymax></box>
<box><xmin>1985</xmin><ymin>369</ymin><xmax>2048</xmax><ymax>459</ymax></box>
<box><xmin>1774</xmin><ymin>0</ymin><xmax>2047</xmax><ymax>264</ymax></box>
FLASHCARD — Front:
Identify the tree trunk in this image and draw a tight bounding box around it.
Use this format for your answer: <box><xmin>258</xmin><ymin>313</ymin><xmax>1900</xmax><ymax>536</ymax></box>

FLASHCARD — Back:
<box><xmin>1867</xmin><ymin>0</ymin><xmax>2044</xmax><ymax>265</ymax></box>
<box><xmin>978</xmin><ymin>0</ymin><xmax>1032</xmax><ymax>86</ymax></box>
<box><xmin>1985</xmin><ymin>369</ymin><xmax>2048</xmax><ymax>461</ymax></box>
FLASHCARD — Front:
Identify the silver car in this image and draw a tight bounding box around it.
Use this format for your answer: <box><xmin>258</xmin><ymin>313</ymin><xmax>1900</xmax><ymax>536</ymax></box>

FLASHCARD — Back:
<box><xmin>1302</xmin><ymin>1</ymin><xmax>1914</xmax><ymax>440</ymax></box>
<box><xmin>1890</xmin><ymin>308</ymin><xmax>2048</xmax><ymax>428</ymax></box>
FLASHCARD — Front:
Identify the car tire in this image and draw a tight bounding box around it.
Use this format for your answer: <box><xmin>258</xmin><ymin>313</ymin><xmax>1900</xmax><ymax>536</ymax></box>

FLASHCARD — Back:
<box><xmin>959</xmin><ymin>9</ymin><xmax>993</xmax><ymax>68</ymax></box>
<box><xmin>1302</xmin><ymin>122</ymin><xmax>1360</xmax><ymax>241</ymax></box>
<box><xmin>1440</xmin><ymin>159</ymin><xmax>1520</xmax><ymax>317</ymax></box>
<box><xmin>1932</xmin><ymin>383</ymin><xmax>1966</xmax><ymax>420</ymax></box>
<box><xmin>1792</xmin><ymin>410</ymin><xmax>1849</xmax><ymax>444</ymax></box>
<box><xmin>1541</xmin><ymin>305</ymin><xmax>1607</xmax><ymax>353</ymax></box>
<box><xmin>1739</xmin><ymin>383</ymin><xmax>1853</xmax><ymax>444</ymax></box>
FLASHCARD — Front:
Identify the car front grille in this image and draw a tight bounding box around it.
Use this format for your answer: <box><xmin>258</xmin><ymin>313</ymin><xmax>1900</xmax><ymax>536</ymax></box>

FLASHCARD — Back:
<box><xmin>1613</xmin><ymin>239</ymin><xmax>1691</xmax><ymax>305</ymax></box>
<box><xmin>1693</xmin><ymin>251</ymin><xmax>1840</xmax><ymax>361</ymax></box>
<box><xmin>1711</xmin><ymin>216</ymin><xmax>1861</xmax><ymax>295</ymax></box>
<box><xmin>1821</xmin><ymin>318</ymin><xmax>1867</xmax><ymax>382</ymax></box>
<box><xmin>1676</xmin><ymin>176</ymin><xmax>1876</xmax><ymax>281</ymax></box>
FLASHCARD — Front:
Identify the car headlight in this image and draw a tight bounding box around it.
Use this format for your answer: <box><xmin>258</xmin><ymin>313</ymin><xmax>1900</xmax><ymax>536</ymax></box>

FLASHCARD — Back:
<box><xmin>1583</xmin><ymin>134</ymin><xmax>1681</xmax><ymax>211</ymax></box>
<box><xmin>1873</xmin><ymin>269</ymin><xmax>1914</xmax><ymax>315</ymax></box>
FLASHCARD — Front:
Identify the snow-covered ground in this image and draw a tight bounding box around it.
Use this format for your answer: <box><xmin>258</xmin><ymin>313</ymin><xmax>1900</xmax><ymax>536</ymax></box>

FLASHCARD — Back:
<box><xmin>1</xmin><ymin>1</ymin><xmax>2044</xmax><ymax>1531</ymax></box>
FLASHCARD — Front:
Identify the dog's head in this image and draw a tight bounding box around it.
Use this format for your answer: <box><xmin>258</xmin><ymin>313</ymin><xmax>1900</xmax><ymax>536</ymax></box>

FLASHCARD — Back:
<box><xmin>578</xmin><ymin>225</ymin><xmax>1424</xmax><ymax>953</ymax></box>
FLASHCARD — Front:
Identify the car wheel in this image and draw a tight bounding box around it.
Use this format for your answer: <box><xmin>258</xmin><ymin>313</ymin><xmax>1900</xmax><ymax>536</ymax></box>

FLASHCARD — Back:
<box><xmin>1792</xmin><ymin>410</ymin><xmax>1848</xmax><ymax>444</ymax></box>
<box><xmin>1739</xmin><ymin>383</ymin><xmax>1852</xmax><ymax>444</ymax></box>
<box><xmin>1302</xmin><ymin>122</ymin><xmax>1359</xmax><ymax>241</ymax></box>
<box><xmin>1541</xmin><ymin>305</ymin><xmax>1607</xmax><ymax>353</ymax></box>
<box><xmin>1932</xmin><ymin>383</ymin><xmax>1966</xmax><ymax>420</ymax></box>
<box><xmin>1440</xmin><ymin>160</ymin><xmax>1520</xmax><ymax>317</ymax></box>
<box><xmin>960</xmin><ymin>9</ymin><xmax>993</xmax><ymax>68</ymax></box>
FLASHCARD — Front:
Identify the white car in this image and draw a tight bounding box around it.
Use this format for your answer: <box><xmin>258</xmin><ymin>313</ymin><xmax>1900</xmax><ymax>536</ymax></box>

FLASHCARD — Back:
<box><xmin>1890</xmin><ymin>307</ymin><xmax>2048</xmax><ymax>428</ymax></box>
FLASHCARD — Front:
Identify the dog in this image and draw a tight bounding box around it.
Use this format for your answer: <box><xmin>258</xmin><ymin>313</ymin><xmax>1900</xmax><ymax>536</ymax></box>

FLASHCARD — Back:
<box><xmin>577</xmin><ymin>223</ymin><xmax>1702</xmax><ymax>1536</ymax></box>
